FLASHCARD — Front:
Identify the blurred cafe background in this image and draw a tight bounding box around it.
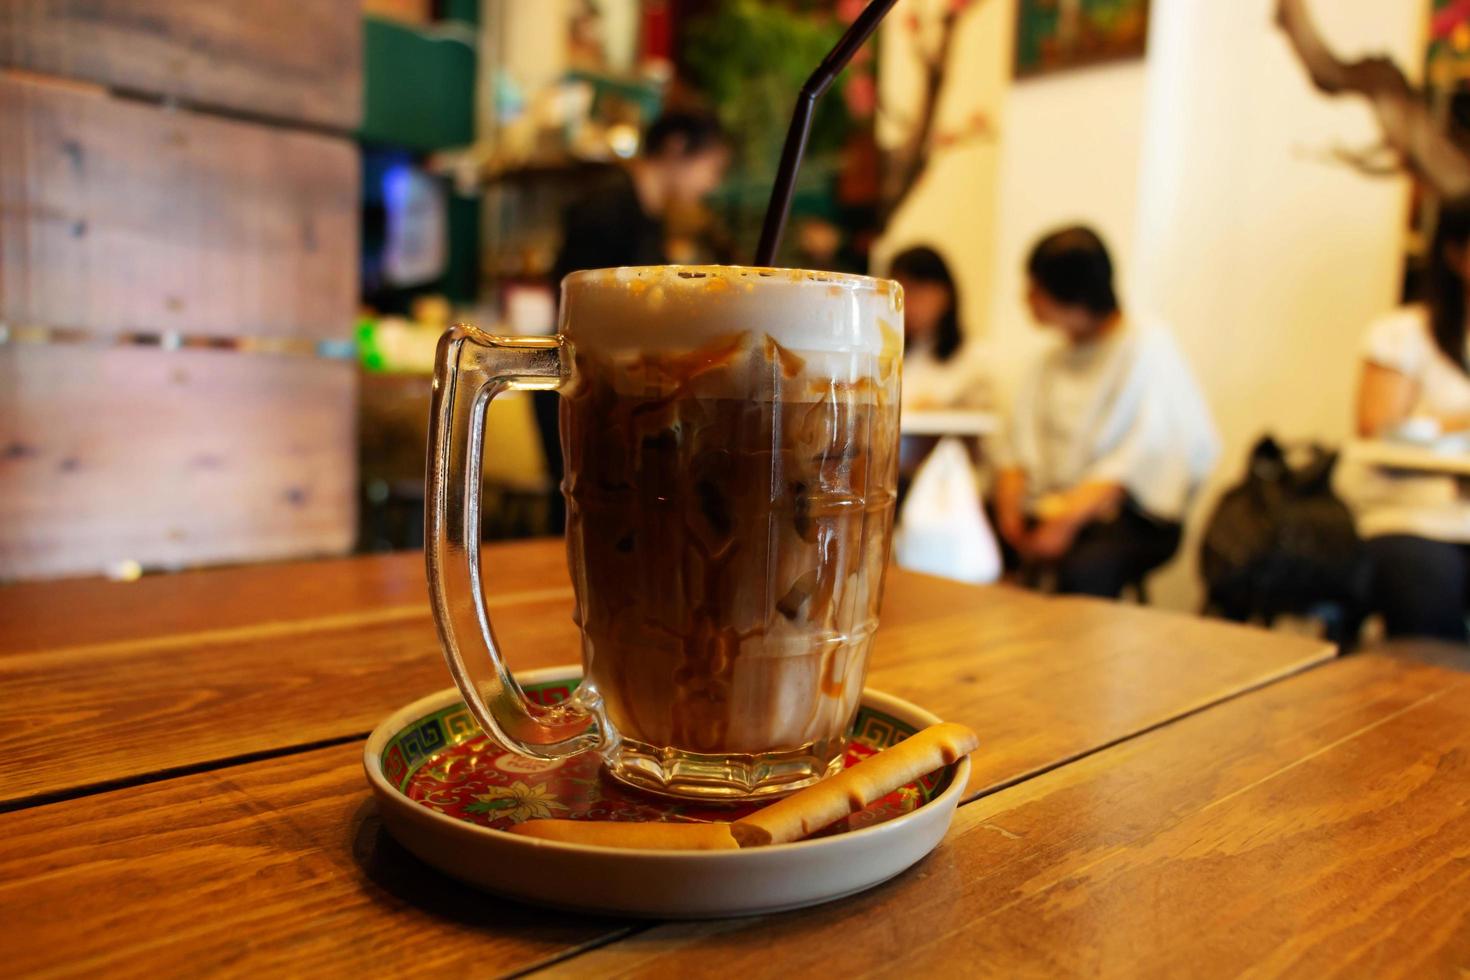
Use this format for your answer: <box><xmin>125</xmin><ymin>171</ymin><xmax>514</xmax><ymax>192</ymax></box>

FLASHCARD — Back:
<box><xmin>2</xmin><ymin>0</ymin><xmax>1467</xmax><ymax>647</ymax></box>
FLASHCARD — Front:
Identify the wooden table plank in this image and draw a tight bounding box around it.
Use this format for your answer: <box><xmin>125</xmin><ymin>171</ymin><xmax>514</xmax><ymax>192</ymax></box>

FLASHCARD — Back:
<box><xmin>0</xmin><ymin>741</ymin><xmax>631</xmax><ymax>979</ymax></box>
<box><xmin>0</xmin><ymin>652</ymin><xmax>1447</xmax><ymax>979</ymax></box>
<box><xmin>1</xmin><ymin>346</ymin><xmax>359</xmax><ymax>580</ymax></box>
<box><xmin>0</xmin><ymin>540</ymin><xmax>560</xmax><ymax>657</ymax></box>
<box><xmin>0</xmin><ymin>540</ymin><xmax>1331</xmax><ymax>808</ymax></box>
<box><xmin>1</xmin><ymin>0</ymin><xmax>362</xmax><ymax>130</ymax></box>
<box><xmin>543</xmin><ymin>653</ymin><xmax>1470</xmax><ymax>979</ymax></box>
<box><xmin>0</xmin><ymin>542</ymin><xmax>976</xmax><ymax>806</ymax></box>
<box><xmin>0</xmin><ymin>73</ymin><xmax>358</xmax><ymax>343</ymax></box>
<box><xmin>864</xmin><ymin>593</ymin><xmax>1336</xmax><ymax>797</ymax></box>
<box><xmin>0</xmin><ymin>590</ymin><xmax>571</xmax><ymax>808</ymax></box>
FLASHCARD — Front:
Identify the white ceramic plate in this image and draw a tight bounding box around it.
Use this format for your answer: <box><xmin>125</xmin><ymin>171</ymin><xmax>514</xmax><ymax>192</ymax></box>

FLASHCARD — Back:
<box><xmin>363</xmin><ymin>666</ymin><xmax>970</xmax><ymax>918</ymax></box>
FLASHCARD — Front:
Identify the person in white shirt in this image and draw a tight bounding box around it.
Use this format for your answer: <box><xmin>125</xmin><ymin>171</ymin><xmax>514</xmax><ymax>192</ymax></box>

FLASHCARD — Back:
<box><xmin>1347</xmin><ymin>200</ymin><xmax>1470</xmax><ymax>640</ymax></box>
<box><xmin>889</xmin><ymin>246</ymin><xmax>990</xmax><ymax>411</ymax></box>
<box><xmin>992</xmin><ymin>226</ymin><xmax>1220</xmax><ymax>598</ymax></box>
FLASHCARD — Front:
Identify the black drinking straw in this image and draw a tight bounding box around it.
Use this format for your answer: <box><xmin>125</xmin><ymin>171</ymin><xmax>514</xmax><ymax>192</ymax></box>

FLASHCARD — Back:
<box><xmin>754</xmin><ymin>0</ymin><xmax>901</xmax><ymax>267</ymax></box>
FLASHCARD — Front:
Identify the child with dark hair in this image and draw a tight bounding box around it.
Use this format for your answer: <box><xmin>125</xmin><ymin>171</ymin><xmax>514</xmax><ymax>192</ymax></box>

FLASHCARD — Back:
<box><xmin>991</xmin><ymin>225</ymin><xmax>1219</xmax><ymax>598</ymax></box>
<box><xmin>888</xmin><ymin>246</ymin><xmax>990</xmax><ymax>410</ymax></box>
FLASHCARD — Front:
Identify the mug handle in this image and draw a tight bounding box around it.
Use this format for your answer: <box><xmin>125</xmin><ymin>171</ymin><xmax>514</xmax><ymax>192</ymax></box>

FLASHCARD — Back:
<box><xmin>425</xmin><ymin>324</ymin><xmax>608</xmax><ymax>760</ymax></box>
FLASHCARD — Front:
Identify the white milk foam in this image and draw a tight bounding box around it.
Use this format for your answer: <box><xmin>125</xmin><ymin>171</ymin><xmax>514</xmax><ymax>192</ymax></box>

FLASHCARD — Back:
<box><xmin>559</xmin><ymin>265</ymin><xmax>903</xmax><ymax>355</ymax></box>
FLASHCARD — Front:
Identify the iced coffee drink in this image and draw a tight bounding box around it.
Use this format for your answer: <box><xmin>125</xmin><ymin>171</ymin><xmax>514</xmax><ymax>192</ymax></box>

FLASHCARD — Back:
<box><xmin>559</xmin><ymin>266</ymin><xmax>902</xmax><ymax>797</ymax></box>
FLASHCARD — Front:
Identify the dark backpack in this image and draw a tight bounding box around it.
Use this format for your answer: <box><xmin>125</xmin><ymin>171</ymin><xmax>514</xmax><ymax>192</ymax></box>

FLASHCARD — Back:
<box><xmin>1200</xmin><ymin>436</ymin><xmax>1369</xmax><ymax>641</ymax></box>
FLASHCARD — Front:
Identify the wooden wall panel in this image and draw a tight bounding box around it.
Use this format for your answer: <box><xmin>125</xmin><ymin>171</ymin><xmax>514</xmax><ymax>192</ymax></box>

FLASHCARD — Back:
<box><xmin>0</xmin><ymin>345</ymin><xmax>357</xmax><ymax>580</ymax></box>
<box><xmin>0</xmin><ymin>74</ymin><xmax>359</xmax><ymax>343</ymax></box>
<box><xmin>0</xmin><ymin>0</ymin><xmax>362</xmax><ymax>130</ymax></box>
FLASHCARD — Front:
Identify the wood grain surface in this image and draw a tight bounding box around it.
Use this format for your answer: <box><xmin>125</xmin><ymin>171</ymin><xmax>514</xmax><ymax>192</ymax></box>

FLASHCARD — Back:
<box><xmin>0</xmin><ymin>548</ymin><xmax>980</xmax><ymax>805</ymax></box>
<box><xmin>0</xmin><ymin>541</ymin><xmax>558</xmax><ymax>656</ymax></box>
<box><xmin>0</xmin><ymin>540</ymin><xmax>1331</xmax><ymax>809</ymax></box>
<box><xmin>0</xmin><ymin>650</ymin><xmax>1452</xmax><ymax>978</ymax></box>
<box><xmin>0</xmin><ymin>741</ymin><xmax>630</xmax><ymax>978</ymax></box>
<box><xmin>0</xmin><ymin>73</ymin><xmax>358</xmax><ymax>341</ymax></box>
<box><xmin>538</xmin><ymin>653</ymin><xmax>1470</xmax><ymax>980</ymax></box>
<box><xmin>0</xmin><ymin>344</ymin><xmax>357</xmax><ymax>580</ymax></box>
<box><xmin>0</xmin><ymin>0</ymin><xmax>362</xmax><ymax>129</ymax></box>
<box><xmin>0</xmin><ymin>591</ymin><xmax>573</xmax><ymax>808</ymax></box>
<box><xmin>0</xmin><ymin>538</ymin><xmax>1435</xmax><ymax>978</ymax></box>
<box><xmin>867</xmin><ymin>592</ymin><xmax>1336</xmax><ymax>797</ymax></box>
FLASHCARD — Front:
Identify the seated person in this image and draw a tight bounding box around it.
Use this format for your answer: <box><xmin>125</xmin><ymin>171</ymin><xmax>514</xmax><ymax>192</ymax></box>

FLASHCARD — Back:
<box><xmin>1345</xmin><ymin>200</ymin><xmax>1470</xmax><ymax>640</ymax></box>
<box><xmin>992</xmin><ymin>226</ymin><xmax>1220</xmax><ymax>598</ymax></box>
<box><xmin>889</xmin><ymin>246</ymin><xmax>990</xmax><ymax>411</ymax></box>
<box><xmin>538</xmin><ymin>110</ymin><xmax>730</xmax><ymax>530</ymax></box>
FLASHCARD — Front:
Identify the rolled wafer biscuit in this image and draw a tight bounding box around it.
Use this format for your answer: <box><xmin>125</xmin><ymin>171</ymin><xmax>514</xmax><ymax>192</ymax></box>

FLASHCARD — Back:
<box><xmin>506</xmin><ymin>818</ymin><xmax>740</xmax><ymax>850</ymax></box>
<box><xmin>732</xmin><ymin>721</ymin><xmax>978</xmax><ymax>846</ymax></box>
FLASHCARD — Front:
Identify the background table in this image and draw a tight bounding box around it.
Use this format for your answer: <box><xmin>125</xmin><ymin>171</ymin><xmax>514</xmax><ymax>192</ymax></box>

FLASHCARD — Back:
<box><xmin>1344</xmin><ymin>438</ymin><xmax>1470</xmax><ymax>478</ymax></box>
<box><xmin>5</xmin><ymin>537</ymin><xmax>1431</xmax><ymax>977</ymax></box>
<box><xmin>897</xmin><ymin>409</ymin><xmax>998</xmax><ymax>505</ymax></box>
<box><xmin>899</xmin><ymin>409</ymin><xmax>999</xmax><ymax>438</ymax></box>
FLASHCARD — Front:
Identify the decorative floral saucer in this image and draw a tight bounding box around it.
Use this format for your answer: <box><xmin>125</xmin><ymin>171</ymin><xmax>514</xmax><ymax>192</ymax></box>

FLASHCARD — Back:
<box><xmin>363</xmin><ymin>666</ymin><xmax>970</xmax><ymax>918</ymax></box>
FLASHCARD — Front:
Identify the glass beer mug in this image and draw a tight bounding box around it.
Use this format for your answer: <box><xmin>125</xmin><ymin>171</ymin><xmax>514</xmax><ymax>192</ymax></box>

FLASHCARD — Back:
<box><xmin>427</xmin><ymin>266</ymin><xmax>903</xmax><ymax>799</ymax></box>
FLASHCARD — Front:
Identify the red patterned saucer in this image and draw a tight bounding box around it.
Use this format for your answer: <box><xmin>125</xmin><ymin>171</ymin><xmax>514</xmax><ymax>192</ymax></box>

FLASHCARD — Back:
<box><xmin>364</xmin><ymin>666</ymin><xmax>970</xmax><ymax>918</ymax></box>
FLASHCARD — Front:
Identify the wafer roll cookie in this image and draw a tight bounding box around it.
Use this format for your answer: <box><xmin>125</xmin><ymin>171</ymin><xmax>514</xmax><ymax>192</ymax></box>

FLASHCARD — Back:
<box><xmin>733</xmin><ymin>722</ymin><xmax>978</xmax><ymax>846</ymax></box>
<box><xmin>506</xmin><ymin>819</ymin><xmax>741</xmax><ymax>850</ymax></box>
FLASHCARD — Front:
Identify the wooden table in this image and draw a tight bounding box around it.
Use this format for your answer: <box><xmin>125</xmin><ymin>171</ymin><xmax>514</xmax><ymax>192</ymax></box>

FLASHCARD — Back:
<box><xmin>6</xmin><ymin>538</ymin><xmax>1459</xmax><ymax>976</ymax></box>
<box><xmin>549</xmin><ymin>652</ymin><xmax>1470</xmax><ymax>978</ymax></box>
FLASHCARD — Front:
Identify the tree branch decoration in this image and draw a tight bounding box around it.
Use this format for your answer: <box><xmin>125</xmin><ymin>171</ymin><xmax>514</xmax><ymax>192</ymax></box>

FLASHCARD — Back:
<box><xmin>878</xmin><ymin>0</ymin><xmax>994</xmax><ymax>227</ymax></box>
<box><xmin>1276</xmin><ymin>0</ymin><xmax>1470</xmax><ymax>199</ymax></box>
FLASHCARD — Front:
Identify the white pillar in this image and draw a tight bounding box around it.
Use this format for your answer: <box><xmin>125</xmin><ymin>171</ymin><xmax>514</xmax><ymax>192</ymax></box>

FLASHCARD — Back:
<box><xmin>1132</xmin><ymin>0</ymin><xmax>1426</xmax><ymax>608</ymax></box>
